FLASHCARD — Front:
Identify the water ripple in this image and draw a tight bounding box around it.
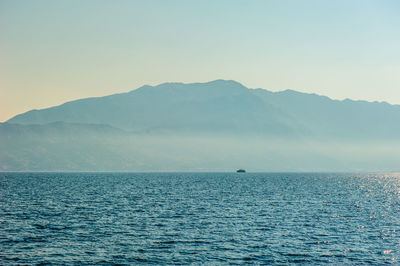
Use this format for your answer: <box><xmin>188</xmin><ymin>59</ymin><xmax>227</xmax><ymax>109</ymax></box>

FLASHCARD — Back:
<box><xmin>1</xmin><ymin>172</ymin><xmax>400</xmax><ymax>264</ymax></box>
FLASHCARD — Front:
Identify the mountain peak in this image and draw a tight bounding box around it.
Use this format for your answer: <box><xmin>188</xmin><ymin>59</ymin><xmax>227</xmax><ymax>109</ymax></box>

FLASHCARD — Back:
<box><xmin>206</xmin><ymin>79</ymin><xmax>246</xmax><ymax>87</ymax></box>
<box><xmin>131</xmin><ymin>80</ymin><xmax>248</xmax><ymax>96</ymax></box>
<box><xmin>154</xmin><ymin>79</ymin><xmax>247</xmax><ymax>89</ymax></box>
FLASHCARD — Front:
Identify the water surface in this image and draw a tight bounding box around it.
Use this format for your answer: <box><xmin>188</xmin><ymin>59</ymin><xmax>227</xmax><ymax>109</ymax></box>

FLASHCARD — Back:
<box><xmin>1</xmin><ymin>172</ymin><xmax>400</xmax><ymax>264</ymax></box>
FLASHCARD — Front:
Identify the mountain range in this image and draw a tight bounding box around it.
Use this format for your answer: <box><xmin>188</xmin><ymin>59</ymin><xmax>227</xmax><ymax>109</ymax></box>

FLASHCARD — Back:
<box><xmin>1</xmin><ymin>80</ymin><xmax>400</xmax><ymax>171</ymax></box>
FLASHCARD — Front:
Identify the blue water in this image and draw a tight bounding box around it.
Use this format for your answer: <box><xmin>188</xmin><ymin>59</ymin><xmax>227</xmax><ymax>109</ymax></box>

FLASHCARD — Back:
<box><xmin>1</xmin><ymin>172</ymin><xmax>400</xmax><ymax>264</ymax></box>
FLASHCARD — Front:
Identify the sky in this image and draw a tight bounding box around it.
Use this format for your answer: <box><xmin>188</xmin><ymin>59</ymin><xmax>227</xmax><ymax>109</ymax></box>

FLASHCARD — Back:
<box><xmin>1</xmin><ymin>0</ymin><xmax>400</xmax><ymax>122</ymax></box>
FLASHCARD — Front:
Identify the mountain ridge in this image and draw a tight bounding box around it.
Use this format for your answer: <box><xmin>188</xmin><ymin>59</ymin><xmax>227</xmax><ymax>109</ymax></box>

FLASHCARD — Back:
<box><xmin>7</xmin><ymin>80</ymin><xmax>400</xmax><ymax>140</ymax></box>
<box><xmin>8</xmin><ymin>80</ymin><xmax>398</xmax><ymax>123</ymax></box>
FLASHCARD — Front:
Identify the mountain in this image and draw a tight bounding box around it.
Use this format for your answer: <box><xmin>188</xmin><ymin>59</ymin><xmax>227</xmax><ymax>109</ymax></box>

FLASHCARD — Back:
<box><xmin>7</xmin><ymin>80</ymin><xmax>400</xmax><ymax>140</ymax></box>
<box><xmin>2</xmin><ymin>80</ymin><xmax>400</xmax><ymax>171</ymax></box>
<box><xmin>7</xmin><ymin>80</ymin><xmax>298</xmax><ymax>137</ymax></box>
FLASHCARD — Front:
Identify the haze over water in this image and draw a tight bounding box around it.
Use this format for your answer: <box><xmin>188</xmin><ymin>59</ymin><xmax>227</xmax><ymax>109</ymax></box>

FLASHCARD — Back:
<box><xmin>1</xmin><ymin>172</ymin><xmax>399</xmax><ymax>264</ymax></box>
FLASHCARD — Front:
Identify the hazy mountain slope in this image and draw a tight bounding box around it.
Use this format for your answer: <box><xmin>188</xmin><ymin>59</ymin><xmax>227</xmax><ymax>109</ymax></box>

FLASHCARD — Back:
<box><xmin>7</xmin><ymin>80</ymin><xmax>400</xmax><ymax>139</ymax></box>
<box><xmin>252</xmin><ymin>89</ymin><xmax>400</xmax><ymax>139</ymax></box>
<box><xmin>1</xmin><ymin>122</ymin><xmax>399</xmax><ymax>171</ymax></box>
<box><xmin>0</xmin><ymin>122</ymin><xmax>133</xmax><ymax>170</ymax></box>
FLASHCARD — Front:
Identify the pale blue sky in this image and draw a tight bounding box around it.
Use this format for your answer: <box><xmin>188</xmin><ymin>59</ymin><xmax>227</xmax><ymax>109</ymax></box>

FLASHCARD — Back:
<box><xmin>1</xmin><ymin>0</ymin><xmax>400</xmax><ymax>121</ymax></box>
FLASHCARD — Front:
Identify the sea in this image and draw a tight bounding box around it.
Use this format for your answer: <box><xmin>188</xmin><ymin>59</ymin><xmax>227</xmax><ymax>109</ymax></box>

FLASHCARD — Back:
<box><xmin>1</xmin><ymin>172</ymin><xmax>400</xmax><ymax>264</ymax></box>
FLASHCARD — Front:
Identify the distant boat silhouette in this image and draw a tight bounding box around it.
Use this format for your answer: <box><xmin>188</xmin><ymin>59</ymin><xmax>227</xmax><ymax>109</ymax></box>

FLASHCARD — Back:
<box><xmin>236</xmin><ymin>169</ymin><xmax>246</xmax><ymax>173</ymax></box>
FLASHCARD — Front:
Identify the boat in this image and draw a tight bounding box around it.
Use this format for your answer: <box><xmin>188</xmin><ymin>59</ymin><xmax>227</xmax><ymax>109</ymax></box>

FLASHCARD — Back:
<box><xmin>236</xmin><ymin>169</ymin><xmax>246</xmax><ymax>173</ymax></box>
